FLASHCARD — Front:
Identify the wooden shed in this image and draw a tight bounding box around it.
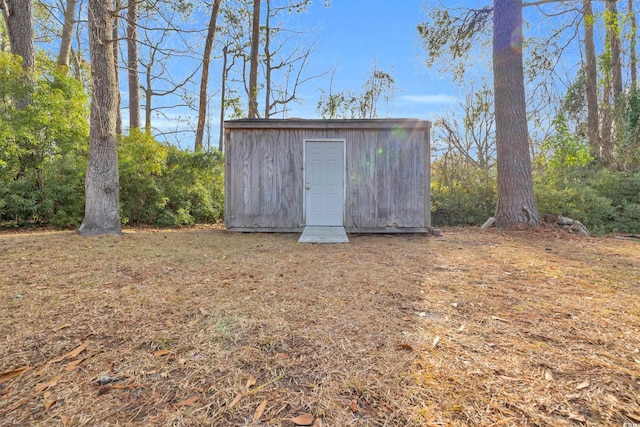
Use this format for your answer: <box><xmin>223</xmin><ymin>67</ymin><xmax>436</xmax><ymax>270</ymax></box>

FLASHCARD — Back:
<box><xmin>224</xmin><ymin>119</ymin><xmax>431</xmax><ymax>236</ymax></box>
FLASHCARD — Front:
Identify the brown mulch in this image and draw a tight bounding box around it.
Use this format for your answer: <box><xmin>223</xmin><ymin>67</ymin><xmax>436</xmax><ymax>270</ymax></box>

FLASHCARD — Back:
<box><xmin>0</xmin><ymin>227</ymin><xmax>639</xmax><ymax>426</ymax></box>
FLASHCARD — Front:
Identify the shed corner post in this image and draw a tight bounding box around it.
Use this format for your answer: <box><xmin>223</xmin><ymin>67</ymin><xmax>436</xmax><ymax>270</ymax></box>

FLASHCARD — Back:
<box><xmin>425</xmin><ymin>121</ymin><xmax>432</xmax><ymax>228</ymax></box>
<box><xmin>224</xmin><ymin>125</ymin><xmax>232</xmax><ymax>228</ymax></box>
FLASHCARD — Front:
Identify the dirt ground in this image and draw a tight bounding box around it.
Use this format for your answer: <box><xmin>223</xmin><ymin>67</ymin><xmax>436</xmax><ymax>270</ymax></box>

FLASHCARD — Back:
<box><xmin>0</xmin><ymin>226</ymin><xmax>639</xmax><ymax>426</ymax></box>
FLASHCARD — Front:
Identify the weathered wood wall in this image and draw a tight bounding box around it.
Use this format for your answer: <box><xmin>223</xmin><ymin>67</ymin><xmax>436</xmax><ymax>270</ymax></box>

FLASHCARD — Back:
<box><xmin>224</xmin><ymin>119</ymin><xmax>431</xmax><ymax>232</ymax></box>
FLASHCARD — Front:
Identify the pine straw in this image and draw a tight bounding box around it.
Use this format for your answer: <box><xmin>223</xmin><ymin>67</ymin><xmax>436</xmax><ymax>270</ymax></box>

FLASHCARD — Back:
<box><xmin>0</xmin><ymin>227</ymin><xmax>638</xmax><ymax>426</ymax></box>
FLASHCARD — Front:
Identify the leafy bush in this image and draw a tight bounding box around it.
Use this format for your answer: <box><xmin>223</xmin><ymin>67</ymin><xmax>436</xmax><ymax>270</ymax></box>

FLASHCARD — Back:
<box><xmin>156</xmin><ymin>147</ymin><xmax>225</xmax><ymax>226</ymax></box>
<box><xmin>430</xmin><ymin>156</ymin><xmax>496</xmax><ymax>226</ymax></box>
<box><xmin>0</xmin><ymin>52</ymin><xmax>224</xmax><ymax>229</ymax></box>
<box><xmin>118</xmin><ymin>130</ymin><xmax>224</xmax><ymax>227</ymax></box>
<box><xmin>118</xmin><ymin>129</ymin><xmax>169</xmax><ymax>225</ymax></box>
<box><xmin>534</xmin><ymin>165</ymin><xmax>640</xmax><ymax>234</ymax></box>
<box><xmin>0</xmin><ymin>52</ymin><xmax>89</xmax><ymax>227</ymax></box>
<box><xmin>590</xmin><ymin>169</ymin><xmax>640</xmax><ymax>233</ymax></box>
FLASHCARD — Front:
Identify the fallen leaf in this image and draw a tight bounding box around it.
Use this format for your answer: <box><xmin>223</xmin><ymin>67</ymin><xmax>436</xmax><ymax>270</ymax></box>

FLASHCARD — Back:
<box><xmin>199</xmin><ymin>307</ymin><xmax>209</xmax><ymax>315</ymax></box>
<box><xmin>173</xmin><ymin>396</ymin><xmax>198</xmax><ymax>408</ymax></box>
<box><xmin>165</xmin><ymin>320</ymin><xmax>175</xmax><ymax>328</ymax></box>
<box><xmin>432</xmin><ymin>336</ymin><xmax>441</xmax><ymax>348</ymax></box>
<box><xmin>401</xmin><ymin>316</ymin><xmax>412</xmax><ymax>321</ymax></box>
<box><xmin>253</xmin><ymin>399</ymin><xmax>267</xmax><ymax>422</ymax></box>
<box><xmin>54</xmin><ymin>324</ymin><xmax>71</xmax><ymax>332</ymax></box>
<box><xmin>34</xmin><ymin>363</ymin><xmax>51</xmax><ymax>376</ymax></box>
<box><xmin>35</xmin><ymin>374</ymin><xmax>63</xmax><ymax>393</ymax></box>
<box><xmin>349</xmin><ymin>398</ymin><xmax>359</xmax><ymax>413</ymax></box>
<box><xmin>396</xmin><ymin>344</ymin><xmax>413</xmax><ymax>351</ymax></box>
<box><xmin>290</xmin><ymin>413</ymin><xmax>315</xmax><ymax>426</ymax></box>
<box><xmin>64</xmin><ymin>357</ymin><xmax>87</xmax><ymax>371</ymax></box>
<box><xmin>153</xmin><ymin>350</ymin><xmax>171</xmax><ymax>356</ymax></box>
<box><xmin>544</xmin><ymin>369</ymin><xmax>554</xmax><ymax>381</ymax></box>
<box><xmin>44</xmin><ymin>399</ymin><xmax>57</xmax><ymax>410</ymax></box>
<box><xmin>61</xmin><ymin>415</ymin><xmax>70</xmax><ymax>427</ymax></box>
<box><xmin>107</xmin><ymin>383</ymin><xmax>150</xmax><ymax>390</ymax></box>
<box><xmin>312</xmin><ymin>418</ymin><xmax>323</xmax><ymax>427</ymax></box>
<box><xmin>491</xmin><ymin>315</ymin><xmax>511</xmax><ymax>323</ymax></box>
<box><xmin>0</xmin><ymin>366</ymin><xmax>31</xmax><ymax>385</ymax></box>
<box><xmin>246</xmin><ymin>375</ymin><xmax>257</xmax><ymax>388</ymax></box>
<box><xmin>576</xmin><ymin>380</ymin><xmax>590</xmax><ymax>390</ymax></box>
<box><xmin>65</xmin><ymin>342</ymin><xmax>89</xmax><ymax>359</ymax></box>
<box><xmin>228</xmin><ymin>392</ymin><xmax>243</xmax><ymax>409</ymax></box>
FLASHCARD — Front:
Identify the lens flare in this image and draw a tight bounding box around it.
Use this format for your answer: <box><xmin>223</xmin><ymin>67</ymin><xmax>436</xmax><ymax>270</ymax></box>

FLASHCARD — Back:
<box><xmin>510</xmin><ymin>24</ymin><xmax>522</xmax><ymax>55</ymax></box>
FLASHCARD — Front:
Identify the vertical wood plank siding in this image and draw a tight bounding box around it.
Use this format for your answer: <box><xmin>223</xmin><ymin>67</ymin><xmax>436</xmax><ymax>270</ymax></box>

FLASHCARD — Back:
<box><xmin>225</xmin><ymin>119</ymin><xmax>431</xmax><ymax>232</ymax></box>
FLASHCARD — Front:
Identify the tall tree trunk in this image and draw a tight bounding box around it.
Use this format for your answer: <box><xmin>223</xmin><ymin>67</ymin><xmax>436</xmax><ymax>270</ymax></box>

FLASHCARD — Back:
<box><xmin>602</xmin><ymin>0</ymin><xmax>622</xmax><ymax>166</ymax></box>
<box><xmin>493</xmin><ymin>0</ymin><xmax>541</xmax><ymax>229</ymax></box>
<box><xmin>195</xmin><ymin>0</ymin><xmax>222</xmax><ymax>152</ymax></box>
<box><xmin>127</xmin><ymin>0</ymin><xmax>140</xmax><ymax>129</ymax></box>
<box><xmin>79</xmin><ymin>0</ymin><xmax>121</xmax><ymax>236</ymax></box>
<box><xmin>583</xmin><ymin>0</ymin><xmax>600</xmax><ymax>160</ymax></box>
<box><xmin>264</xmin><ymin>0</ymin><xmax>271</xmax><ymax>118</ymax></box>
<box><xmin>248</xmin><ymin>0</ymin><xmax>260</xmax><ymax>118</ymax></box>
<box><xmin>630</xmin><ymin>0</ymin><xmax>637</xmax><ymax>87</ymax></box>
<box><xmin>57</xmin><ymin>0</ymin><xmax>77</xmax><ymax>68</ymax></box>
<box><xmin>113</xmin><ymin>0</ymin><xmax>122</xmax><ymax>135</ymax></box>
<box><xmin>219</xmin><ymin>45</ymin><xmax>229</xmax><ymax>151</ymax></box>
<box><xmin>2</xmin><ymin>0</ymin><xmax>35</xmax><ymax>72</ymax></box>
<box><xmin>607</xmin><ymin>0</ymin><xmax>623</xmax><ymax>99</ymax></box>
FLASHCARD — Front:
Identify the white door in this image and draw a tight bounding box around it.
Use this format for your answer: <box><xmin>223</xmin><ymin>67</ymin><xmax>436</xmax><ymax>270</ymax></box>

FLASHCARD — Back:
<box><xmin>305</xmin><ymin>141</ymin><xmax>344</xmax><ymax>226</ymax></box>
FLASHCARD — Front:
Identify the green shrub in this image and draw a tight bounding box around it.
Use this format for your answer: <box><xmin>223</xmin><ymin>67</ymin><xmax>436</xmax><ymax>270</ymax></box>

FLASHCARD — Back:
<box><xmin>118</xmin><ymin>131</ymin><xmax>224</xmax><ymax>227</ymax></box>
<box><xmin>0</xmin><ymin>52</ymin><xmax>89</xmax><ymax>227</ymax></box>
<box><xmin>40</xmin><ymin>150</ymin><xmax>87</xmax><ymax>228</ymax></box>
<box><xmin>118</xmin><ymin>129</ymin><xmax>169</xmax><ymax>225</ymax></box>
<box><xmin>430</xmin><ymin>157</ymin><xmax>496</xmax><ymax>226</ymax></box>
<box><xmin>157</xmin><ymin>147</ymin><xmax>225</xmax><ymax>226</ymax></box>
<box><xmin>534</xmin><ymin>166</ymin><xmax>640</xmax><ymax>234</ymax></box>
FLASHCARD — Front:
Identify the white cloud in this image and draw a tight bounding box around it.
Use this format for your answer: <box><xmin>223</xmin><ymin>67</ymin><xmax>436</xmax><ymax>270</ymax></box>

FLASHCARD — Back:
<box><xmin>400</xmin><ymin>94</ymin><xmax>459</xmax><ymax>105</ymax></box>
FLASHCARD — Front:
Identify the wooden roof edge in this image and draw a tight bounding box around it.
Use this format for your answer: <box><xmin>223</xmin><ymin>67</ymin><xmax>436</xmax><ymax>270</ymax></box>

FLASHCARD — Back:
<box><xmin>224</xmin><ymin>118</ymin><xmax>432</xmax><ymax>130</ymax></box>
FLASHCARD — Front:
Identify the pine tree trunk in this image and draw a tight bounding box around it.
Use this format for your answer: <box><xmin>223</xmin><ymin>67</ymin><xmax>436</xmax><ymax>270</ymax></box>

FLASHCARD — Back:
<box><xmin>607</xmin><ymin>0</ymin><xmax>623</xmax><ymax>99</ymax></box>
<box><xmin>3</xmin><ymin>0</ymin><xmax>35</xmax><ymax>72</ymax></box>
<box><xmin>113</xmin><ymin>0</ymin><xmax>122</xmax><ymax>135</ymax></box>
<box><xmin>493</xmin><ymin>0</ymin><xmax>541</xmax><ymax>229</ymax></box>
<box><xmin>195</xmin><ymin>0</ymin><xmax>222</xmax><ymax>152</ymax></box>
<box><xmin>583</xmin><ymin>0</ymin><xmax>600</xmax><ymax>161</ymax></box>
<box><xmin>601</xmin><ymin>0</ymin><xmax>622</xmax><ymax>167</ymax></box>
<box><xmin>630</xmin><ymin>0</ymin><xmax>637</xmax><ymax>87</ymax></box>
<box><xmin>264</xmin><ymin>0</ymin><xmax>272</xmax><ymax>118</ymax></box>
<box><xmin>79</xmin><ymin>0</ymin><xmax>121</xmax><ymax>236</ymax></box>
<box><xmin>219</xmin><ymin>46</ymin><xmax>229</xmax><ymax>151</ymax></box>
<box><xmin>248</xmin><ymin>0</ymin><xmax>261</xmax><ymax>118</ymax></box>
<box><xmin>127</xmin><ymin>0</ymin><xmax>140</xmax><ymax>129</ymax></box>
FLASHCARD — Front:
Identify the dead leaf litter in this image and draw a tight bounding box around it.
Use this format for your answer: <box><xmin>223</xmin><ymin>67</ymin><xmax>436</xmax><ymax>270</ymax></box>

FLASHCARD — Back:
<box><xmin>1</xmin><ymin>226</ymin><xmax>639</xmax><ymax>426</ymax></box>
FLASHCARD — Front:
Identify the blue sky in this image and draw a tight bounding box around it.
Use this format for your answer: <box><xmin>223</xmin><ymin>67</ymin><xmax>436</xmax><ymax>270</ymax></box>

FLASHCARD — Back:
<box><xmin>275</xmin><ymin>0</ymin><xmax>463</xmax><ymax>119</ymax></box>
<box><xmin>131</xmin><ymin>0</ymin><xmax>605</xmax><ymax>148</ymax></box>
<box><xmin>141</xmin><ymin>0</ymin><xmax>469</xmax><ymax>148</ymax></box>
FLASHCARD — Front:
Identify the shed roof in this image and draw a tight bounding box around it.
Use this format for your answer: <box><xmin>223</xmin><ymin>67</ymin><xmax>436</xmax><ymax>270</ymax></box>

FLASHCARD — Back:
<box><xmin>224</xmin><ymin>118</ymin><xmax>431</xmax><ymax>131</ymax></box>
